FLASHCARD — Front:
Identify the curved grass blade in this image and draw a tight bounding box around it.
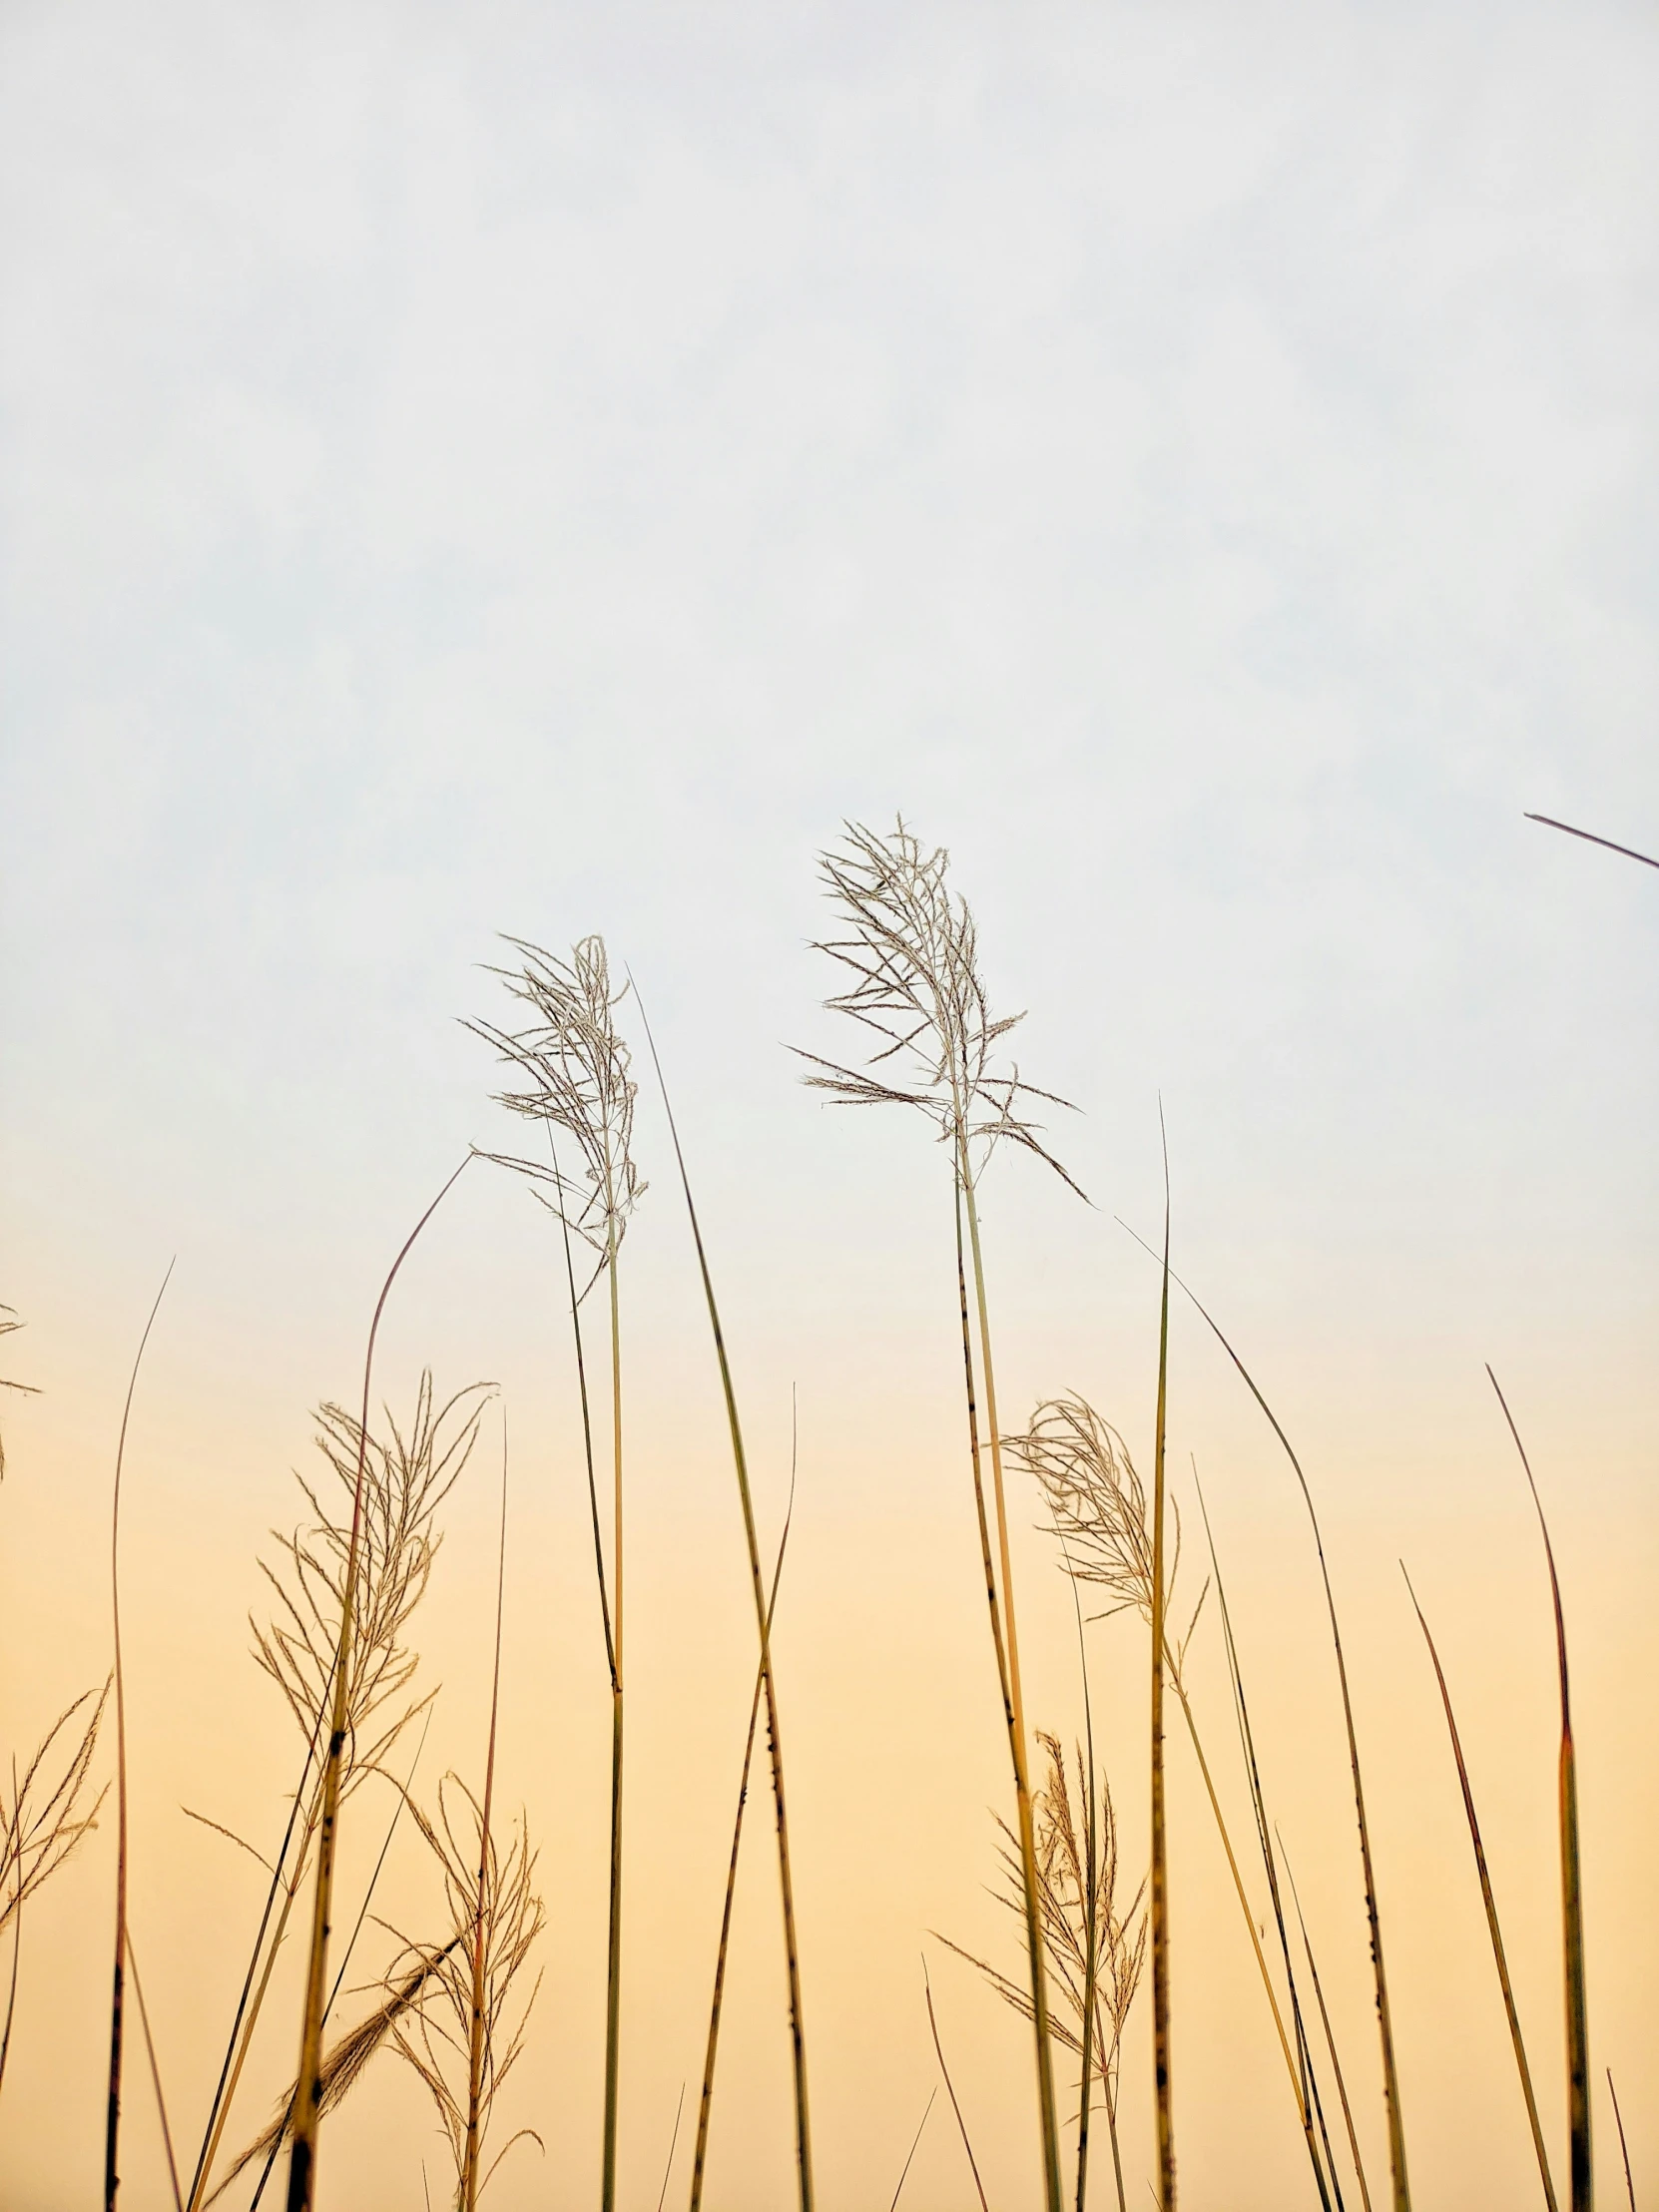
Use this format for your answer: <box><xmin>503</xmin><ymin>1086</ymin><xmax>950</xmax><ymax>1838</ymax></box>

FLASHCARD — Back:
<box><xmin>888</xmin><ymin>2089</ymin><xmax>936</xmax><ymax>2212</ymax></box>
<box><xmin>1401</xmin><ymin>1566</ymin><xmax>1557</xmax><ymax>2209</ymax></box>
<box><xmin>1607</xmin><ymin>2071</ymin><xmax>1634</xmax><ymax>2212</ymax></box>
<box><xmin>1487</xmin><ymin>1369</ymin><xmax>1591</xmax><ymax>2212</ymax></box>
<box><xmin>1280</xmin><ymin>1838</ymin><xmax>1372</xmax><ymax>2212</ymax></box>
<box><xmin>1118</xmin><ymin>1221</ymin><xmax>1411</xmax><ymax>2212</ymax></box>
<box><xmin>285</xmin><ymin>1154</ymin><xmax>472</xmax><ymax>2212</ymax></box>
<box><xmin>923</xmin><ymin>1956</ymin><xmax>990</xmax><ymax>2212</ymax></box>
<box><xmin>689</xmin><ymin>1410</ymin><xmax>797</xmax><ymax>2212</ymax></box>
<box><xmin>107</xmin><ymin>1259</ymin><xmax>175</xmax><ymax>2212</ymax></box>
<box><xmin>1148</xmin><ymin>1117</ymin><xmax>1176</xmax><ymax>2210</ymax></box>
<box><xmin>636</xmin><ymin>991</ymin><xmax>814</xmax><ymax>2212</ymax></box>
<box><xmin>1523</xmin><ymin>815</ymin><xmax>1659</xmax><ymax>871</ymax></box>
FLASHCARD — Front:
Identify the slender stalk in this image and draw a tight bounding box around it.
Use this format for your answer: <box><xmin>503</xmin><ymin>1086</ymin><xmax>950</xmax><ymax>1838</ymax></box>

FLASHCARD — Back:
<box><xmin>129</xmin><ymin>1930</ymin><xmax>184</xmax><ymax>2212</ymax></box>
<box><xmin>1281</xmin><ymin>1840</ymin><xmax>1372</xmax><ymax>2212</ymax></box>
<box><xmin>1523</xmin><ymin>814</ymin><xmax>1659</xmax><ymax>871</ymax></box>
<box><xmin>1193</xmin><ymin>1477</ymin><xmax>1337</xmax><ymax>2209</ymax></box>
<box><xmin>1148</xmin><ymin>1134</ymin><xmax>1175</xmax><ymax>2212</ymax></box>
<box><xmin>638</xmin><ymin>1000</ymin><xmax>814</xmax><ymax>2212</ymax></box>
<box><xmin>462</xmin><ymin>1424</ymin><xmax>510</xmax><ymax>2211</ymax></box>
<box><xmin>0</xmin><ymin>1768</ymin><xmax>19</xmax><ymax>2106</ymax></box>
<box><xmin>959</xmin><ymin>1137</ymin><xmax>1065</xmax><ymax>2212</ymax></box>
<box><xmin>656</xmin><ymin>2084</ymin><xmax>686</xmax><ymax>2212</ymax></box>
<box><xmin>1607</xmin><ymin>2071</ymin><xmax>1634</xmax><ymax>2212</ymax></box>
<box><xmin>1488</xmin><ymin>1369</ymin><xmax>1591</xmax><ymax>2212</ymax></box>
<box><xmin>888</xmin><ymin>2090</ymin><xmax>937</xmax><ymax>2211</ymax></box>
<box><xmin>1068</xmin><ymin>1568</ymin><xmax>1099</xmax><ymax>2212</ymax></box>
<box><xmin>689</xmin><ymin>1422</ymin><xmax>797</xmax><ymax>2212</ymax></box>
<box><xmin>1122</xmin><ymin>1228</ymin><xmax>1411</xmax><ymax>2212</ymax></box>
<box><xmin>923</xmin><ymin>1957</ymin><xmax>990</xmax><ymax>2212</ymax></box>
<box><xmin>107</xmin><ymin>1260</ymin><xmax>175</xmax><ymax>2212</ymax></box>
<box><xmin>601</xmin><ymin>1196</ymin><xmax>625</xmax><ymax>2212</ymax></box>
<box><xmin>187</xmin><ymin>1714</ymin><xmax>330</xmax><ymax>2210</ymax></box>
<box><xmin>1401</xmin><ymin>1568</ymin><xmax>1557</xmax><ymax>2209</ymax></box>
<box><xmin>284</xmin><ymin>1155</ymin><xmax>471</xmax><ymax>2212</ymax></box>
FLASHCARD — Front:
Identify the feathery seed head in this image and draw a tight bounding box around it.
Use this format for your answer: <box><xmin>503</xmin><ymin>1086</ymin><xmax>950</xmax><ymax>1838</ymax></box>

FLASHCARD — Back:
<box><xmin>466</xmin><ymin>933</ymin><xmax>645</xmax><ymax>1270</ymax></box>
<box><xmin>801</xmin><ymin>819</ymin><xmax>1084</xmax><ymax>1195</ymax></box>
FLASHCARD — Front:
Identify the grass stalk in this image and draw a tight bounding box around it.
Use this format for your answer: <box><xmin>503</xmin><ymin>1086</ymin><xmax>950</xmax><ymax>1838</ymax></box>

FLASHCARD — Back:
<box><xmin>284</xmin><ymin>1155</ymin><xmax>471</xmax><ymax>2212</ymax></box>
<box><xmin>1607</xmin><ymin>2071</ymin><xmax>1634</xmax><ymax>2212</ymax></box>
<box><xmin>462</xmin><ymin>1425</ymin><xmax>510</xmax><ymax>2212</ymax></box>
<box><xmin>1194</xmin><ymin>1477</ymin><xmax>1339</xmax><ymax>2210</ymax></box>
<box><xmin>1125</xmin><ymin>1231</ymin><xmax>1411</xmax><ymax>2211</ymax></box>
<box><xmin>107</xmin><ymin>1259</ymin><xmax>174</xmax><ymax>2212</ymax></box>
<box><xmin>601</xmin><ymin>1202</ymin><xmax>625</xmax><ymax>2212</ymax></box>
<box><xmin>1487</xmin><ymin>1369</ymin><xmax>1591</xmax><ymax>2212</ymax></box>
<box><xmin>688</xmin><ymin>1421</ymin><xmax>797</xmax><ymax>2212</ymax></box>
<box><xmin>1281</xmin><ymin>1841</ymin><xmax>1371</xmax><ymax>2212</ymax></box>
<box><xmin>959</xmin><ymin>1139</ymin><xmax>1067</xmax><ymax>2212</ymax></box>
<box><xmin>923</xmin><ymin>1956</ymin><xmax>990</xmax><ymax>2212</ymax></box>
<box><xmin>127</xmin><ymin>1930</ymin><xmax>184</xmax><ymax>2212</ymax></box>
<box><xmin>1401</xmin><ymin>1566</ymin><xmax>1557</xmax><ymax>2209</ymax></box>
<box><xmin>1148</xmin><ymin>1134</ymin><xmax>1175</xmax><ymax>2211</ymax></box>
<box><xmin>639</xmin><ymin>1000</ymin><xmax>814</xmax><ymax>2212</ymax></box>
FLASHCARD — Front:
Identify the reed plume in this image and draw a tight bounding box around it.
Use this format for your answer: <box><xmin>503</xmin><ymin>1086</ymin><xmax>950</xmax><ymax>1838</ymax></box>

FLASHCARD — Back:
<box><xmin>386</xmin><ymin>1780</ymin><xmax>545</xmax><ymax>2203</ymax></box>
<box><xmin>468</xmin><ymin>931</ymin><xmax>640</xmax><ymax>2212</ymax></box>
<box><xmin>1</xmin><ymin>1684</ymin><xmax>109</xmax><ymax>2104</ymax></box>
<box><xmin>1010</xmin><ymin>1392</ymin><xmax>1346</xmax><ymax>2201</ymax></box>
<box><xmin>939</xmin><ymin>1732</ymin><xmax>1145</xmax><ymax>2212</ymax></box>
<box><xmin>804</xmin><ymin>817</ymin><xmax>1078</xmax><ymax>2212</ymax></box>
<box><xmin>283</xmin><ymin>1155</ymin><xmax>473</xmax><ymax>2212</ymax></box>
<box><xmin>189</xmin><ymin>1370</ymin><xmax>485</xmax><ymax>2210</ymax></box>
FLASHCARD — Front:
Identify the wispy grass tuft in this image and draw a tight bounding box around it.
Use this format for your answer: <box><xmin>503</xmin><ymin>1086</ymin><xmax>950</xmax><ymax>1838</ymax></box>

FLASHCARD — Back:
<box><xmin>191</xmin><ymin>1366</ymin><xmax>485</xmax><ymax>2210</ymax></box>
<box><xmin>468</xmin><ymin>930</ymin><xmax>641</xmax><ymax>2212</ymax></box>
<box><xmin>283</xmin><ymin>1155</ymin><xmax>473</xmax><ymax>2212</ymax></box>
<box><xmin>804</xmin><ymin>818</ymin><xmax>1078</xmax><ymax>2212</ymax></box>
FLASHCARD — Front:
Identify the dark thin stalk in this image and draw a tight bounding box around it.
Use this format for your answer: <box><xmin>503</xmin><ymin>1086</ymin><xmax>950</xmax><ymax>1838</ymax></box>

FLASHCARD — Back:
<box><xmin>1281</xmin><ymin>1837</ymin><xmax>1371</xmax><ymax>2212</ymax></box>
<box><xmin>1401</xmin><ymin>1567</ymin><xmax>1557</xmax><ymax>2209</ymax></box>
<box><xmin>923</xmin><ymin>1957</ymin><xmax>990</xmax><ymax>2212</ymax></box>
<box><xmin>1607</xmin><ymin>2071</ymin><xmax>1634</xmax><ymax>2212</ymax></box>
<box><xmin>689</xmin><ymin>1412</ymin><xmax>797</xmax><ymax>2212</ymax></box>
<box><xmin>285</xmin><ymin>1154</ymin><xmax>472</xmax><ymax>2212</ymax></box>
<box><xmin>128</xmin><ymin>1930</ymin><xmax>184</xmax><ymax>2212</ymax></box>
<box><xmin>1119</xmin><ymin>1223</ymin><xmax>1410</xmax><ymax>2212</ymax></box>
<box><xmin>888</xmin><ymin>2089</ymin><xmax>936</xmax><ymax>2212</ymax></box>
<box><xmin>957</xmin><ymin>1137</ymin><xmax>1065</xmax><ymax>2212</ymax></box>
<box><xmin>1487</xmin><ymin>1369</ymin><xmax>1591</xmax><ymax>2212</ymax></box>
<box><xmin>1148</xmin><ymin>1119</ymin><xmax>1175</xmax><ymax>2212</ymax></box>
<box><xmin>107</xmin><ymin>1259</ymin><xmax>175</xmax><ymax>2212</ymax></box>
<box><xmin>1194</xmin><ymin>1475</ymin><xmax>1339</xmax><ymax>2212</ymax></box>
<box><xmin>656</xmin><ymin>2083</ymin><xmax>686</xmax><ymax>2212</ymax></box>
<box><xmin>462</xmin><ymin>1420</ymin><xmax>510</xmax><ymax>2212</ymax></box>
<box><xmin>244</xmin><ymin>1716</ymin><xmax>434</xmax><ymax>2212</ymax></box>
<box><xmin>636</xmin><ymin>994</ymin><xmax>814</xmax><ymax>2212</ymax></box>
<box><xmin>187</xmin><ymin>1707</ymin><xmax>331</xmax><ymax>2210</ymax></box>
<box><xmin>0</xmin><ymin>1760</ymin><xmax>20</xmax><ymax>2107</ymax></box>
<box><xmin>1524</xmin><ymin>815</ymin><xmax>1659</xmax><ymax>871</ymax></box>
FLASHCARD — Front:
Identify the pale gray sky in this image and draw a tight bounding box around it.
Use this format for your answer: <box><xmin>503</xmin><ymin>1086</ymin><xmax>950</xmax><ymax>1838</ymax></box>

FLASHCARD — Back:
<box><xmin>3</xmin><ymin>0</ymin><xmax>1656</xmax><ymax>1468</ymax></box>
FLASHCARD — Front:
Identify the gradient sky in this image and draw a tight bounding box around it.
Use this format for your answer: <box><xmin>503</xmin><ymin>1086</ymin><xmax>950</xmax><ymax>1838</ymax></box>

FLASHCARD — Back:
<box><xmin>2</xmin><ymin>6</ymin><xmax>1656</xmax><ymax>2208</ymax></box>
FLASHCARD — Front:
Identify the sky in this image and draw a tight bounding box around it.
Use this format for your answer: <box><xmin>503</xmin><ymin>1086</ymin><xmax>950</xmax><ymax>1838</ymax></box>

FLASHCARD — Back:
<box><xmin>1</xmin><ymin>5</ymin><xmax>1656</xmax><ymax>2208</ymax></box>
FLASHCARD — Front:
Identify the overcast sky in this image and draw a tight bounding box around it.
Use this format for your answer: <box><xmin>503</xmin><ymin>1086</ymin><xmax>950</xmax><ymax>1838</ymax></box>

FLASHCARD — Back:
<box><xmin>2</xmin><ymin>0</ymin><xmax>1656</xmax><ymax>1470</ymax></box>
<box><xmin>4</xmin><ymin>8</ymin><xmax>1658</xmax><ymax>2206</ymax></box>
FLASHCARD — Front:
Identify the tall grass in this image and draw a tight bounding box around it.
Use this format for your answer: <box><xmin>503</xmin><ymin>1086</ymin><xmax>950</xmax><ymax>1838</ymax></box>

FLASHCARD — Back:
<box><xmin>106</xmin><ymin>1260</ymin><xmax>173</xmax><ymax>2212</ymax></box>
<box><xmin>283</xmin><ymin>1156</ymin><xmax>472</xmax><ymax>2212</ymax></box>
<box><xmin>190</xmin><ymin>1370</ymin><xmax>484</xmax><ymax>2207</ymax></box>
<box><xmin>804</xmin><ymin>819</ymin><xmax>1082</xmax><ymax>2212</ymax></box>
<box><xmin>1488</xmin><ymin>1369</ymin><xmax>1592</xmax><ymax>2212</ymax></box>
<box><xmin>640</xmin><ymin>996</ymin><xmax>816</xmax><ymax>2212</ymax></box>
<box><xmin>469</xmin><ymin>932</ymin><xmax>641</xmax><ymax>2212</ymax></box>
